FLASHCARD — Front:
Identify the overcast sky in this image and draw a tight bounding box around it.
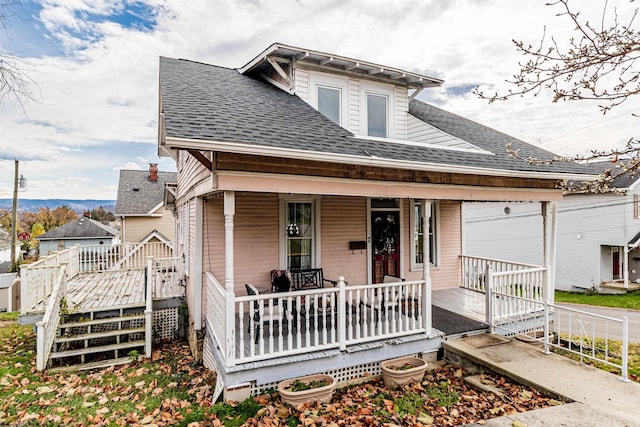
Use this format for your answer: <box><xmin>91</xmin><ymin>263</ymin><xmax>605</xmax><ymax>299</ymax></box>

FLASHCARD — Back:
<box><xmin>0</xmin><ymin>0</ymin><xmax>638</xmax><ymax>200</ymax></box>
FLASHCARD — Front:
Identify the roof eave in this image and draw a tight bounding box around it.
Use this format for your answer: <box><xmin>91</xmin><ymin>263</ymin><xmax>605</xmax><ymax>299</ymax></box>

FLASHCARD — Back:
<box><xmin>165</xmin><ymin>136</ymin><xmax>598</xmax><ymax>182</ymax></box>
<box><xmin>238</xmin><ymin>42</ymin><xmax>444</xmax><ymax>89</ymax></box>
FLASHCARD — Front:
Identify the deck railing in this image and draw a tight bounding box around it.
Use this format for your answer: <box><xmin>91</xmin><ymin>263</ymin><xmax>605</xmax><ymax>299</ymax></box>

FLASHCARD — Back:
<box><xmin>150</xmin><ymin>257</ymin><xmax>184</xmax><ymax>299</ymax></box>
<box><xmin>21</xmin><ymin>246</ymin><xmax>80</xmax><ymax>314</ymax></box>
<box><xmin>35</xmin><ymin>264</ymin><xmax>67</xmax><ymax>371</ymax></box>
<box><xmin>206</xmin><ymin>272</ymin><xmax>431</xmax><ymax>367</ymax></box>
<box><xmin>460</xmin><ymin>255</ymin><xmax>542</xmax><ymax>293</ymax></box>
<box><xmin>22</xmin><ymin>242</ymin><xmax>175</xmax><ymax>314</ymax></box>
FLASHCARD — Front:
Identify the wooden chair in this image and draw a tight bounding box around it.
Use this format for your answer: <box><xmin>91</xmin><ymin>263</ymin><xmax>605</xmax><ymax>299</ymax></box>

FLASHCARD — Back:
<box><xmin>245</xmin><ymin>283</ymin><xmax>287</xmax><ymax>344</ymax></box>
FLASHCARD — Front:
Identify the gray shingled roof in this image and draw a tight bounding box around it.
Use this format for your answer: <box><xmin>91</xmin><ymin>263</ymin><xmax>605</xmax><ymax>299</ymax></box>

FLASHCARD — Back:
<box><xmin>115</xmin><ymin>170</ymin><xmax>177</xmax><ymax>215</ymax></box>
<box><xmin>39</xmin><ymin>217</ymin><xmax>119</xmax><ymax>240</ymax></box>
<box><xmin>159</xmin><ymin>56</ymin><xmax>592</xmax><ymax>177</ymax></box>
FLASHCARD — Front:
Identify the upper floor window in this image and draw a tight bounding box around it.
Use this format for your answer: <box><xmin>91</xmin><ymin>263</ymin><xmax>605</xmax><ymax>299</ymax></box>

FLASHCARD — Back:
<box><xmin>317</xmin><ymin>86</ymin><xmax>341</xmax><ymax>125</ymax></box>
<box><xmin>367</xmin><ymin>93</ymin><xmax>387</xmax><ymax>138</ymax></box>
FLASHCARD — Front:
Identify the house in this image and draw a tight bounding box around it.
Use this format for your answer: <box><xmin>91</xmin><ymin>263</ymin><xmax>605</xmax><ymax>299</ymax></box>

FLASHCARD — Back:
<box><xmin>157</xmin><ymin>43</ymin><xmax>594</xmax><ymax>398</ymax></box>
<box><xmin>115</xmin><ymin>164</ymin><xmax>177</xmax><ymax>246</ymax></box>
<box><xmin>38</xmin><ymin>217</ymin><xmax>120</xmax><ymax>256</ymax></box>
<box><xmin>0</xmin><ymin>272</ymin><xmax>18</xmax><ymax>312</ymax></box>
<box><xmin>464</xmin><ymin>162</ymin><xmax>640</xmax><ymax>291</ymax></box>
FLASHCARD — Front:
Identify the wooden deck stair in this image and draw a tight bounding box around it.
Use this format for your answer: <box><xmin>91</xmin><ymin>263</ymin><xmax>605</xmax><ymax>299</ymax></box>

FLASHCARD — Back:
<box><xmin>49</xmin><ymin>305</ymin><xmax>148</xmax><ymax>369</ymax></box>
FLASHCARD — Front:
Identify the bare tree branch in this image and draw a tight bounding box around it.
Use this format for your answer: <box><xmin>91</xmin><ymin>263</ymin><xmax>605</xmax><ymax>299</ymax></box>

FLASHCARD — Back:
<box><xmin>475</xmin><ymin>0</ymin><xmax>640</xmax><ymax>192</ymax></box>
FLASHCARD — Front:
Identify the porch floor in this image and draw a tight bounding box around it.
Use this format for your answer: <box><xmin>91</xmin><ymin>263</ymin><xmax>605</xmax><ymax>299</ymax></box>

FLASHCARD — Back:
<box><xmin>32</xmin><ymin>269</ymin><xmax>184</xmax><ymax>313</ymax></box>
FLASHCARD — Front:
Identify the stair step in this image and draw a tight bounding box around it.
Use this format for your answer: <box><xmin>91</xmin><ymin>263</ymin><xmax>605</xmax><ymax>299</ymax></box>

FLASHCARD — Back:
<box><xmin>54</xmin><ymin>326</ymin><xmax>146</xmax><ymax>344</ymax></box>
<box><xmin>49</xmin><ymin>340</ymin><xmax>146</xmax><ymax>359</ymax></box>
<box><xmin>48</xmin><ymin>357</ymin><xmax>133</xmax><ymax>373</ymax></box>
<box><xmin>59</xmin><ymin>314</ymin><xmax>145</xmax><ymax>329</ymax></box>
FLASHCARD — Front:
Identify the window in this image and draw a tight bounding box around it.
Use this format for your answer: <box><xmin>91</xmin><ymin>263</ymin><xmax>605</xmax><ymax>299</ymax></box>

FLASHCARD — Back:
<box><xmin>286</xmin><ymin>201</ymin><xmax>314</xmax><ymax>270</ymax></box>
<box><xmin>367</xmin><ymin>93</ymin><xmax>387</xmax><ymax>137</ymax></box>
<box><xmin>411</xmin><ymin>200</ymin><xmax>437</xmax><ymax>268</ymax></box>
<box><xmin>317</xmin><ymin>86</ymin><xmax>341</xmax><ymax>125</ymax></box>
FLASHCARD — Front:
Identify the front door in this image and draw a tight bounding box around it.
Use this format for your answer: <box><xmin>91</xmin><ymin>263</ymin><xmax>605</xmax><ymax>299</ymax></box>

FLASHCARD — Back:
<box><xmin>371</xmin><ymin>211</ymin><xmax>400</xmax><ymax>284</ymax></box>
<box><xmin>613</xmin><ymin>248</ymin><xmax>621</xmax><ymax>280</ymax></box>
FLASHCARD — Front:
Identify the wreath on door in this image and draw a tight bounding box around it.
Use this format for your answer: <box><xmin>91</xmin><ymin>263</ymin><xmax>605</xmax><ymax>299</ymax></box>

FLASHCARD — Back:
<box><xmin>373</xmin><ymin>214</ymin><xmax>399</xmax><ymax>255</ymax></box>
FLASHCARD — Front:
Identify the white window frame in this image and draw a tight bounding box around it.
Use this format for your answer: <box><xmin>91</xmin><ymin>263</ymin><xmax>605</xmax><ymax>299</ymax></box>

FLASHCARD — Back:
<box><xmin>360</xmin><ymin>81</ymin><xmax>395</xmax><ymax>139</ymax></box>
<box><xmin>309</xmin><ymin>73</ymin><xmax>349</xmax><ymax>127</ymax></box>
<box><xmin>279</xmin><ymin>195</ymin><xmax>322</xmax><ymax>270</ymax></box>
<box><xmin>410</xmin><ymin>200</ymin><xmax>439</xmax><ymax>270</ymax></box>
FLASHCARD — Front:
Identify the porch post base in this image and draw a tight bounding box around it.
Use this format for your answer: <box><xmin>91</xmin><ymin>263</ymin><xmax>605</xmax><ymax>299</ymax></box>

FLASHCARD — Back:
<box><xmin>186</xmin><ymin>321</ymin><xmax>205</xmax><ymax>362</ymax></box>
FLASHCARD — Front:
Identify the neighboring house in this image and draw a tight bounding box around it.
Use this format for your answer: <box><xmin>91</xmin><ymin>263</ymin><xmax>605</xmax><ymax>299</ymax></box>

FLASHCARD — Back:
<box><xmin>464</xmin><ymin>162</ymin><xmax>640</xmax><ymax>291</ymax></box>
<box><xmin>115</xmin><ymin>164</ymin><xmax>177</xmax><ymax>246</ymax></box>
<box><xmin>0</xmin><ymin>272</ymin><xmax>19</xmax><ymax>312</ymax></box>
<box><xmin>38</xmin><ymin>217</ymin><xmax>120</xmax><ymax>256</ymax></box>
<box><xmin>157</xmin><ymin>43</ymin><xmax>594</xmax><ymax>396</ymax></box>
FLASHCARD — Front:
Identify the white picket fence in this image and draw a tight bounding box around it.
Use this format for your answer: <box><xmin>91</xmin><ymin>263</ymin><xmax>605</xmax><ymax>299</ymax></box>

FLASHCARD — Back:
<box><xmin>207</xmin><ymin>273</ymin><xmax>431</xmax><ymax>367</ymax></box>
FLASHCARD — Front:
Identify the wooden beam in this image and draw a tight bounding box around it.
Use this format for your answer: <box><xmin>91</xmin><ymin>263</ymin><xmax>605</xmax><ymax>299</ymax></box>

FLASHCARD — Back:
<box><xmin>187</xmin><ymin>150</ymin><xmax>212</xmax><ymax>170</ymax></box>
<box><xmin>345</xmin><ymin>62</ymin><xmax>360</xmax><ymax>71</ymax></box>
<box><xmin>267</xmin><ymin>57</ymin><xmax>291</xmax><ymax>85</ymax></box>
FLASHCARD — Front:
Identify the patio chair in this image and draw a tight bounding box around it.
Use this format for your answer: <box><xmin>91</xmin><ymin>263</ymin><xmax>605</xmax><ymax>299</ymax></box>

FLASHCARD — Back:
<box><xmin>245</xmin><ymin>283</ymin><xmax>287</xmax><ymax>344</ymax></box>
<box><xmin>290</xmin><ymin>268</ymin><xmax>338</xmax><ymax>290</ymax></box>
<box><xmin>367</xmin><ymin>274</ymin><xmax>404</xmax><ymax>321</ymax></box>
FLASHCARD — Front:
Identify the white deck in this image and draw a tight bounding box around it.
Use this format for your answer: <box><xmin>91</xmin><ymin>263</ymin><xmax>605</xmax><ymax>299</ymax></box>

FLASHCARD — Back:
<box><xmin>32</xmin><ymin>269</ymin><xmax>184</xmax><ymax>312</ymax></box>
<box><xmin>432</xmin><ymin>287</ymin><xmax>485</xmax><ymax>322</ymax></box>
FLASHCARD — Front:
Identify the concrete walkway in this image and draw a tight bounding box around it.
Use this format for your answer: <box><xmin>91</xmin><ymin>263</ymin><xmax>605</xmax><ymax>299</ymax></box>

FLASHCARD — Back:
<box><xmin>445</xmin><ymin>334</ymin><xmax>640</xmax><ymax>427</ymax></box>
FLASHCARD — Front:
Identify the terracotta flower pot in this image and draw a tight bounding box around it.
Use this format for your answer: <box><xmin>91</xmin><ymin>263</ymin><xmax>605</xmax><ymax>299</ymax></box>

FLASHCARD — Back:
<box><xmin>380</xmin><ymin>356</ymin><xmax>427</xmax><ymax>389</ymax></box>
<box><xmin>278</xmin><ymin>374</ymin><xmax>336</xmax><ymax>406</ymax></box>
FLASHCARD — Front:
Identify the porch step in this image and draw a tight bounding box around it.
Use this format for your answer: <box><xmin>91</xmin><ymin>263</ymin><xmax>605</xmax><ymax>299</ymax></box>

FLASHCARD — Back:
<box><xmin>54</xmin><ymin>326</ymin><xmax>146</xmax><ymax>344</ymax></box>
<box><xmin>48</xmin><ymin>357</ymin><xmax>133</xmax><ymax>373</ymax></box>
<box><xmin>49</xmin><ymin>340</ymin><xmax>146</xmax><ymax>359</ymax></box>
<box><xmin>59</xmin><ymin>313</ymin><xmax>145</xmax><ymax>329</ymax></box>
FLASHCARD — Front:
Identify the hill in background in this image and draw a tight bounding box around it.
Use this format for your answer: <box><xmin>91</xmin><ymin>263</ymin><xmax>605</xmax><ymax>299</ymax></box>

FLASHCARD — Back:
<box><xmin>0</xmin><ymin>199</ymin><xmax>116</xmax><ymax>214</ymax></box>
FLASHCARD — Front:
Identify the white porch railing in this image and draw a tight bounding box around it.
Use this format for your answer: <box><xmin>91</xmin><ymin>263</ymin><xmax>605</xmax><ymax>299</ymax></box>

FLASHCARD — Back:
<box><xmin>150</xmin><ymin>257</ymin><xmax>184</xmax><ymax>299</ymax></box>
<box><xmin>206</xmin><ymin>272</ymin><xmax>431</xmax><ymax>367</ymax></box>
<box><xmin>485</xmin><ymin>264</ymin><xmax>630</xmax><ymax>382</ymax></box>
<box><xmin>461</xmin><ymin>255</ymin><xmax>542</xmax><ymax>293</ymax></box>
<box><xmin>35</xmin><ymin>264</ymin><xmax>67</xmax><ymax>371</ymax></box>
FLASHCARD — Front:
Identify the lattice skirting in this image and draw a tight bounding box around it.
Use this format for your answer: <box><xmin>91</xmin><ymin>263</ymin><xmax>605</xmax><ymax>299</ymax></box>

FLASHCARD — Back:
<box><xmin>250</xmin><ymin>361</ymin><xmax>385</xmax><ymax>396</ymax></box>
<box><xmin>87</xmin><ymin>307</ymin><xmax>179</xmax><ymax>344</ymax></box>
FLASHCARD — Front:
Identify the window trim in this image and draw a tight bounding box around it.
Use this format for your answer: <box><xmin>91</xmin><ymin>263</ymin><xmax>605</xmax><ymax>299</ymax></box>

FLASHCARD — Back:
<box><xmin>279</xmin><ymin>195</ymin><xmax>322</xmax><ymax>270</ymax></box>
<box><xmin>410</xmin><ymin>200</ymin><xmax>439</xmax><ymax>270</ymax></box>
<box><xmin>309</xmin><ymin>73</ymin><xmax>349</xmax><ymax>127</ymax></box>
<box><xmin>359</xmin><ymin>81</ymin><xmax>395</xmax><ymax>139</ymax></box>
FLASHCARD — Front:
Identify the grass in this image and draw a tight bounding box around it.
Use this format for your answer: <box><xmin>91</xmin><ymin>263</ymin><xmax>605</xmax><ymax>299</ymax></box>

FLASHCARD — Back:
<box><xmin>554</xmin><ymin>289</ymin><xmax>640</xmax><ymax>310</ymax></box>
<box><xmin>0</xmin><ymin>316</ymin><xmax>260</xmax><ymax>426</ymax></box>
<box><xmin>552</xmin><ymin>335</ymin><xmax>640</xmax><ymax>381</ymax></box>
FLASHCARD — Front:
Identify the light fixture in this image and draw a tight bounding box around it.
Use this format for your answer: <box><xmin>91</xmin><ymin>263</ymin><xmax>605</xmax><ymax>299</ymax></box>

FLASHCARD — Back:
<box><xmin>577</xmin><ymin>234</ymin><xmax>582</xmax><ymax>239</ymax></box>
<box><xmin>18</xmin><ymin>174</ymin><xmax>27</xmax><ymax>191</ymax></box>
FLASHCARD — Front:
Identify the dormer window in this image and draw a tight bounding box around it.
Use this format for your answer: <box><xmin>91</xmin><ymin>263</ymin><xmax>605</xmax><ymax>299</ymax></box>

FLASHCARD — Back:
<box><xmin>366</xmin><ymin>93</ymin><xmax>387</xmax><ymax>138</ymax></box>
<box><xmin>317</xmin><ymin>86</ymin><xmax>341</xmax><ymax>125</ymax></box>
<box><xmin>309</xmin><ymin>73</ymin><xmax>348</xmax><ymax>127</ymax></box>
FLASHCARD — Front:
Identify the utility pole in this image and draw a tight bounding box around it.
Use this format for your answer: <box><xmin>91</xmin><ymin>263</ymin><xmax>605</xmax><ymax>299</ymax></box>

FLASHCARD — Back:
<box><xmin>10</xmin><ymin>159</ymin><xmax>19</xmax><ymax>268</ymax></box>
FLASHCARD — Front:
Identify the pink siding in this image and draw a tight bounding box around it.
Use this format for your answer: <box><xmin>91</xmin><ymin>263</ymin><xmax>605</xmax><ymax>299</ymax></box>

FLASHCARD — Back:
<box><xmin>202</xmin><ymin>193</ymin><xmax>280</xmax><ymax>298</ymax></box>
<box><xmin>177</xmin><ymin>151</ymin><xmax>210</xmax><ymax>199</ymax></box>
<box><xmin>403</xmin><ymin>200</ymin><xmax>462</xmax><ymax>289</ymax></box>
<box><xmin>321</xmin><ymin>196</ymin><xmax>368</xmax><ymax>285</ymax></box>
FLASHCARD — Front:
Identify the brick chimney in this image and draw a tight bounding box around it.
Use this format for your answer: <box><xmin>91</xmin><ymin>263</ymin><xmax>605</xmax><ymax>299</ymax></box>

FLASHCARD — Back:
<box><xmin>149</xmin><ymin>163</ymin><xmax>158</xmax><ymax>182</ymax></box>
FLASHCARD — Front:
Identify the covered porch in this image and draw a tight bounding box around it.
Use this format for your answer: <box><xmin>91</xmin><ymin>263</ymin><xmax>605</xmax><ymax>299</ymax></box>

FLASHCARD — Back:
<box><xmin>196</xmin><ymin>184</ymin><xmax>558</xmax><ymax>395</ymax></box>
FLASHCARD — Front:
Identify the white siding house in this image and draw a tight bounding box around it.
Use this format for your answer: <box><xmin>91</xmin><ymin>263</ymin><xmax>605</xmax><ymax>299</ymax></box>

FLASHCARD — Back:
<box><xmin>464</xmin><ymin>164</ymin><xmax>640</xmax><ymax>291</ymax></box>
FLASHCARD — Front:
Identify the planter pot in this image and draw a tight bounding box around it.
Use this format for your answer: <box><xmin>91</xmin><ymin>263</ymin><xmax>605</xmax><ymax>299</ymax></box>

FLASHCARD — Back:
<box><xmin>278</xmin><ymin>374</ymin><xmax>336</xmax><ymax>406</ymax></box>
<box><xmin>380</xmin><ymin>356</ymin><xmax>427</xmax><ymax>389</ymax></box>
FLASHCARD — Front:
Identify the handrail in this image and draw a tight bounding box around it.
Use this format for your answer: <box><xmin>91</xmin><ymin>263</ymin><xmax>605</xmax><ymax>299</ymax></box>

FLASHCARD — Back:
<box><xmin>35</xmin><ymin>264</ymin><xmax>67</xmax><ymax>371</ymax></box>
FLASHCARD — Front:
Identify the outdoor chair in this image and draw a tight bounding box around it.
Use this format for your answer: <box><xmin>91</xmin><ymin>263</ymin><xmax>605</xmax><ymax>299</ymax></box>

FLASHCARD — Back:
<box><xmin>290</xmin><ymin>268</ymin><xmax>338</xmax><ymax>290</ymax></box>
<box><xmin>366</xmin><ymin>274</ymin><xmax>405</xmax><ymax>321</ymax></box>
<box><xmin>245</xmin><ymin>283</ymin><xmax>287</xmax><ymax>344</ymax></box>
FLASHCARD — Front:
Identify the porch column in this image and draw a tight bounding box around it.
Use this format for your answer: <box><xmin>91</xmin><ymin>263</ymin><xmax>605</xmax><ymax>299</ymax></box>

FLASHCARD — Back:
<box><xmin>623</xmin><ymin>246</ymin><xmax>629</xmax><ymax>289</ymax></box>
<box><xmin>224</xmin><ymin>191</ymin><xmax>235</xmax><ymax>292</ymax></box>
<box><xmin>542</xmin><ymin>201</ymin><xmax>557</xmax><ymax>302</ymax></box>
<box><xmin>422</xmin><ymin>199</ymin><xmax>432</xmax><ymax>335</ymax></box>
<box><xmin>194</xmin><ymin>196</ymin><xmax>203</xmax><ymax>330</ymax></box>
